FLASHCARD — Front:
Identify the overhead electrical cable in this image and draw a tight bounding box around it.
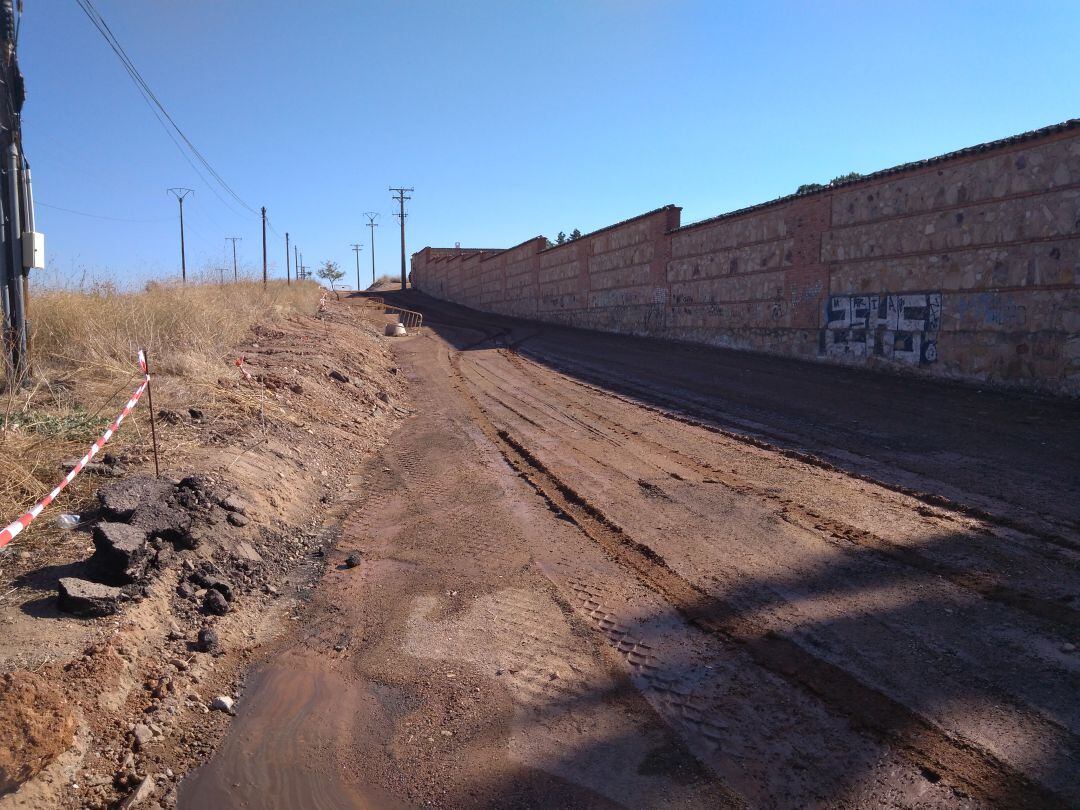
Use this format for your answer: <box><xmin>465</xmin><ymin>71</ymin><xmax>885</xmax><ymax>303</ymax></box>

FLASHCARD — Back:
<box><xmin>73</xmin><ymin>0</ymin><xmax>259</xmax><ymax>218</ymax></box>
<box><xmin>38</xmin><ymin>200</ymin><xmax>172</xmax><ymax>223</ymax></box>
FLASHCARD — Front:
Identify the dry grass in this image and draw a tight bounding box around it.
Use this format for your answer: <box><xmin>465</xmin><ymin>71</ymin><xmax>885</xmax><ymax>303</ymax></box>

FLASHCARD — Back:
<box><xmin>1</xmin><ymin>279</ymin><xmax>322</xmax><ymax>546</ymax></box>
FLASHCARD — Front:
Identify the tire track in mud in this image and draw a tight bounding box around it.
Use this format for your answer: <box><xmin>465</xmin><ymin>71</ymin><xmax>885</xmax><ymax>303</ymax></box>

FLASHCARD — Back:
<box><xmin>513</xmin><ymin>345</ymin><xmax>1080</xmax><ymax>549</ymax></box>
<box><xmin>495</xmin><ymin>348</ymin><xmax>1080</xmax><ymax>639</ymax></box>
<box><xmin>446</xmin><ymin>348</ymin><xmax>1068</xmax><ymax>809</ymax></box>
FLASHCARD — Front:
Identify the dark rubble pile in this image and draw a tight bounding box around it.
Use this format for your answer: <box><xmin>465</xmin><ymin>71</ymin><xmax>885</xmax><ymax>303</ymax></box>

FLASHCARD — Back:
<box><xmin>56</xmin><ymin>475</ymin><xmax>259</xmax><ymax>619</ymax></box>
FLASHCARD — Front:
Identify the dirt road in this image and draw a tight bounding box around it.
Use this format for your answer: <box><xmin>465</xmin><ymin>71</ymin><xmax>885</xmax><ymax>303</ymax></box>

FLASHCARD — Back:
<box><xmin>180</xmin><ymin>292</ymin><xmax>1080</xmax><ymax>808</ymax></box>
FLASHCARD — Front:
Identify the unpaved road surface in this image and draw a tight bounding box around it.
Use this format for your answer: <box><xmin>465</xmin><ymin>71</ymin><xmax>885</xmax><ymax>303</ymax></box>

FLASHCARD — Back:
<box><xmin>181</xmin><ymin>292</ymin><xmax>1080</xmax><ymax>808</ymax></box>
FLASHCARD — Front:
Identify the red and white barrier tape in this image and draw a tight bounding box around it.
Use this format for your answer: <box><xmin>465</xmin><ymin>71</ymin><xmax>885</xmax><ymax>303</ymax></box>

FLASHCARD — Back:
<box><xmin>0</xmin><ymin>350</ymin><xmax>151</xmax><ymax>551</ymax></box>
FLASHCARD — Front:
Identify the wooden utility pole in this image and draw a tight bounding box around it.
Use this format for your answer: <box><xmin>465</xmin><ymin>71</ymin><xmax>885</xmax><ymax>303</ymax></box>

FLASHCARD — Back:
<box><xmin>389</xmin><ymin>187</ymin><xmax>413</xmax><ymax>290</ymax></box>
<box><xmin>285</xmin><ymin>232</ymin><xmax>291</xmax><ymax>285</ymax></box>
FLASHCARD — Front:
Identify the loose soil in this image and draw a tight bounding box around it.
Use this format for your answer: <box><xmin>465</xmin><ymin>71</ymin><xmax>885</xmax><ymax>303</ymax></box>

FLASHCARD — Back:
<box><xmin>0</xmin><ymin>295</ymin><xmax>408</xmax><ymax>809</ymax></box>
<box><xmin>176</xmin><ymin>291</ymin><xmax>1079</xmax><ymax>808</ymax></box>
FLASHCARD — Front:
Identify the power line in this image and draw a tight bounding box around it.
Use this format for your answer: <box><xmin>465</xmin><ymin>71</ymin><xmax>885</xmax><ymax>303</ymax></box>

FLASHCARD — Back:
<box><xmin>73</xmin><ymin>0</ymin><xmax>258</xmax><ymax>217</ymax></box>
<box><xmin>37</xmin><ymin>200</ymin><xmax>170</xmax><ymax>223</ymax></box>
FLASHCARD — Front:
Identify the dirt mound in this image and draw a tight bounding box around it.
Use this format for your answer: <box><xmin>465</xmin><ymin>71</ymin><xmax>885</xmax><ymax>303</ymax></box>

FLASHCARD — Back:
<box><xmin>0</xmin><ymin>671</ymin><xmax>76</xmax><ymax>796</ymax></box>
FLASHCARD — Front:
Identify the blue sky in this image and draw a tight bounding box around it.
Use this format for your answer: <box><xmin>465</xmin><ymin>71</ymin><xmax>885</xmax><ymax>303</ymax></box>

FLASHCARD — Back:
<box><xmin>21</xmin><ymin>1</ymin><xmax>1080</xmax><ymax>287</ymax></box>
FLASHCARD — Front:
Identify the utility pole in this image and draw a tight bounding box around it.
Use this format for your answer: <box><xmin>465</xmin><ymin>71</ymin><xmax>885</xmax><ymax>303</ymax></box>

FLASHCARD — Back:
<box><xmin>0</xmin><ymin>0</ymin><xmax>39</xmax><ymax>383</ymax></box>
<box><xmin>226</xmin><ymin>237</ymin><xmax>242</xmax><ymax>282</ymax></box>
<box><xmin>350</xmin><ymin>243</ymin><xmax>363</xmax><ymax>292</ymax></box>
<box><xmin>364</xmin><ymin>212</ymin><xmax>378</xmax><ymax>286</ymax></box>
<box><xmin>167</xmin><ymin>188</ymin><xmax>193</xmax><ymax>282</ymax></box>
<box><xmin>261</xmin><ymin>206</ymin><xmax>267</xmax><ymax>285</ymax></box>
<box><xmin>285</xmin><ymin>232</ymin><xmax>291</xmax><ymax>285</ymax></box>
<box><xmin>389</xmin><ymin>187</ymin><xmax>413</xmax><ymax>290</ymax></box>
<box><xmin>294</xmin><ymin>244</ymin><xmax>299</xmax><ymax>283</ymax></box>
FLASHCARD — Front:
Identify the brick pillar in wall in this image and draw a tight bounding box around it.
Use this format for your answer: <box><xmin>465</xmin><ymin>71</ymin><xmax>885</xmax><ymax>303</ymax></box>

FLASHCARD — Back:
<box><xmin>783</xmin><ymin>194</ymin><xmax>831</xmax><ymax>329</ymax></box>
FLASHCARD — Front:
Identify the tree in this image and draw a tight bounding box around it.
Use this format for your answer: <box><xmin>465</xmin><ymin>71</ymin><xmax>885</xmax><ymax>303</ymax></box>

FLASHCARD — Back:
<box><xmin>569</xmin><ymin>228</ymin><xmax>582</xmax><ymax>241</ymax></box>
<box><xmin>317</xmin><ymin>260</ymin><xmax>345</xmax><ymax>298</ymax></box>
<box><xmin>556</xmin><ymin>231</ymin><xmax>566</xmax><ymax>245</ymax></box>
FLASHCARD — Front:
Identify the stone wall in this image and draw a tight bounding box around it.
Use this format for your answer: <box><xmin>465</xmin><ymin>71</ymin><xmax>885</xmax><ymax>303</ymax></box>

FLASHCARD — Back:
<box><xmin>411</xmin><ymin>120</ymin><xmax>1080</xmax><ymax>396</ymax></box>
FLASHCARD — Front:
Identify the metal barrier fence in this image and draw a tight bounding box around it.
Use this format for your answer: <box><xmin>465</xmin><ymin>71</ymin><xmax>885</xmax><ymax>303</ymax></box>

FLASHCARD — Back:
<box><xmin>357</xmin><ymin>296</ymin><xmax>423</xmax><ymax>332</ymax></box>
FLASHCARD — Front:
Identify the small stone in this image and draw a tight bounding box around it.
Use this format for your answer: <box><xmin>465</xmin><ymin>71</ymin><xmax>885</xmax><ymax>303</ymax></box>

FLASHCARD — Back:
<box><xmin>328</xmin><ymin>370</ymin><xmax>350</xmax><ymax>383</ymax></box>
<box><xmin>203</xmin><ymin>591</ymin><xmax>230</xmax><ymax>616</ymax></box>
<box><xmin>196</xmin><ymin>628</ymin><xmax>220</xmax><ymax>654</ymax></box>
<box><xmin>1062</xmin><ymin>643</ymin><xmax>1077</xmax><ymax>653</ymax></box>
<box><xmin>121</xmin><ymin>774</ymin><xmax>155</xmax><ymax>808</ymax></box>
<box><xmin>221</xmin><ymin>495</ymin><xmax>247</xmax><ymax>515</ymax></box>
<box><xmin>227</xmin><ymin>512</ymin><xmax>248</xmax><ymax>528</ymax></box>
<box><xmin>166</xmin><ymin>621</ymin><xmax>184</xmax><ymax>641</ymax></box>
<box><xmin>187</xmin><ymin>408</ymin><xmax>204</xmax><ymax>421</ymax></box>
<box><xmin>132</xmin><ymin>724</ymin><xmax>153</xmax><ymax>751</ymax></box>
<box><xmin>175</xmin><ymin>581</ymin><xmax>195</xmax><ymax>600</ymax></box>
<box><xmin>344</xmin><ymin>553</ymin><xmax>362</xmax><ymax>569</ymax></box>
<box><xmin>210</xmin><ymin>695</ymin><xmax>234</xmax><ymax>714</ymax></box>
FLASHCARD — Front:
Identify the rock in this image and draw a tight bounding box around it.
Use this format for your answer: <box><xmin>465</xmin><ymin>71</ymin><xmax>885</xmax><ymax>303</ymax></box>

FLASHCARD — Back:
<box><xmin>227</xmin><ymin>512</ymin><xmax>249</xmax><ymax>528</ymax></box>
<box><xmin>203</xmin><ymin>590</ymin><xmax>230</xmax><ymax>616</ymax></box>
<box><xmin>120</xmin><ymin>774</ymin><xmax>155</xmax><ymax>808</ymax></box>
<box><xmin>190</xmin><ymin>572</ymin><xmax>234</xmax><ymax>602</ymax></box>
<box><xmin>210</xmin><ymin>695</ymin><xmax>234</xmax><ymax>714</ymax></box>
<box><xmin>157</xmin><ymin>409</ymin><xmax>182</xmax><ymax>425</ymax></box>
<box><xmin>344</xmin><ymin>553</ymin><xmax>362</xmax><ymax>569</ymax></box>
<box><xmin>98</xmin><ymin>476</ymin><xmax>172</xmax><ymax>522</ymax></box>
<box><xmin>1063</xmin><ymin>643</ymin><xmax>1077</xmax><ymax>653</ymax></box>
<box><xmin>175</xmin><ymin>581</ymin><xmax>195</xmax><ymax>600</ymax></box>
<box><xmin>166</xmin><ymin>622</ymin><xmax>185</xmax><ymax>641</ymax></box>
<box><xmin>132</xmin><ymin>723</ymin><xmax>153</xmax><ymax>751</ymax></box>
<box><xmin>92</xmin><ymin>522</ymin><xmax>150</xmax><ymax>583</ymax></box>
<box><xmin>187</xmin><ymin>408</ymin><xmax>204</xmax><ymax>421</ymax></box>
<box><xmin>221</xmin><ymin>495</ymin><xmax>247</xmax><ymax>515</ymax></box>
<box><xmin>196</xmin><ymin>628</ymin><xmax>219</xmax><ymax>654</ymax></box>
<box><xmin>0</xmin><ymin>671</ymin><xmax>77</xmax><ymax>795</ymax></box>
<box><xmin>289</xmin><ymin>383</ymin><xmax>304</xmax><ymax>394</ymax></box>
<box><xmin>57</xmin><ymin>578</ymin><xmax>122</xmax><ymax>617</ymax></box>
<box><xmin>234</xmin><ymin>541</ymin><xmax>263</xmax><ymax>563</ymax></box>
<box><xmin>384</xmin><ymin>322</ymin><xmax>407</xmax><ymax>337</ymax></box>
<box><xmin>328</xmin><ymin>369</ymin><xmax>350</xmax><ymax>383</ymax></box>
<box><xmin>377</xmin><ymin>391</ymin><xmax>391</xmax><ymax>404</ymax></box>
<box><xmin>131</xmin><ymin>497</ymin><xmax>193</xmax><ymax>549</ymax></box>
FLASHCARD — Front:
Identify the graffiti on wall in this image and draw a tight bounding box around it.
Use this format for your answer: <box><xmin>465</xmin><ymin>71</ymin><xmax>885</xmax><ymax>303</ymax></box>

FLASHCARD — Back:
<box><xmin>821</xmin><ymin>292</ymin><xmax>942</xmax><ymax>365</ymax></box>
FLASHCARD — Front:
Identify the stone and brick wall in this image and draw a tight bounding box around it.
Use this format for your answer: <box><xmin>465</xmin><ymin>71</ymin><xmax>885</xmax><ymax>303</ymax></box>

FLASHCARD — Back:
<box><xmin>411</xmin><ymin>120</ymin><xmax>1080</xmax><ymax>396</ymax></box>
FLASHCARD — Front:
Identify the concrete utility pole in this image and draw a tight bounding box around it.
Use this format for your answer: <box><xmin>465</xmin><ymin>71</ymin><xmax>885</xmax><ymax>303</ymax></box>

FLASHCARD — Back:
<box><xmin>226</xmin><ymin>237</ymin><xmax>242</xmax><ymax>282</ymax></box>
<box><xmin>167</xmin><ymin>188</ymin><xmax>193</xmax><ymax>282</ymax></box>
<box><xmin>261</xmin><ymin>206</ymin><xmax>267</xmax><ymax>285</ymax></box>
<box><xmin>285</xmin><ymin>232</ymin><xmax>291</xmax><ymax>285</ymax></box>
<box><xmin>0</xmin><ymin>0</ymin><xmax>40</xmax><ymax>382</ymax></box>
<box><xmin>350</xmin><ymin>243</ymin><xmax>363</xmax><ymax>291</ymax></box>
<box><xmin>294</xmin><ymin>244</ymin><xmax>299</xmax><ymax>283</ymax></box>
<box><xmin>364</xmin><ymin>212</ymin><xmax>378</xmax><ymax>286</ymax></box>
<box><xmin>389</xmin><ymin>187</ymin><xmax>413</xmax><ymax>290</ymax></box>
